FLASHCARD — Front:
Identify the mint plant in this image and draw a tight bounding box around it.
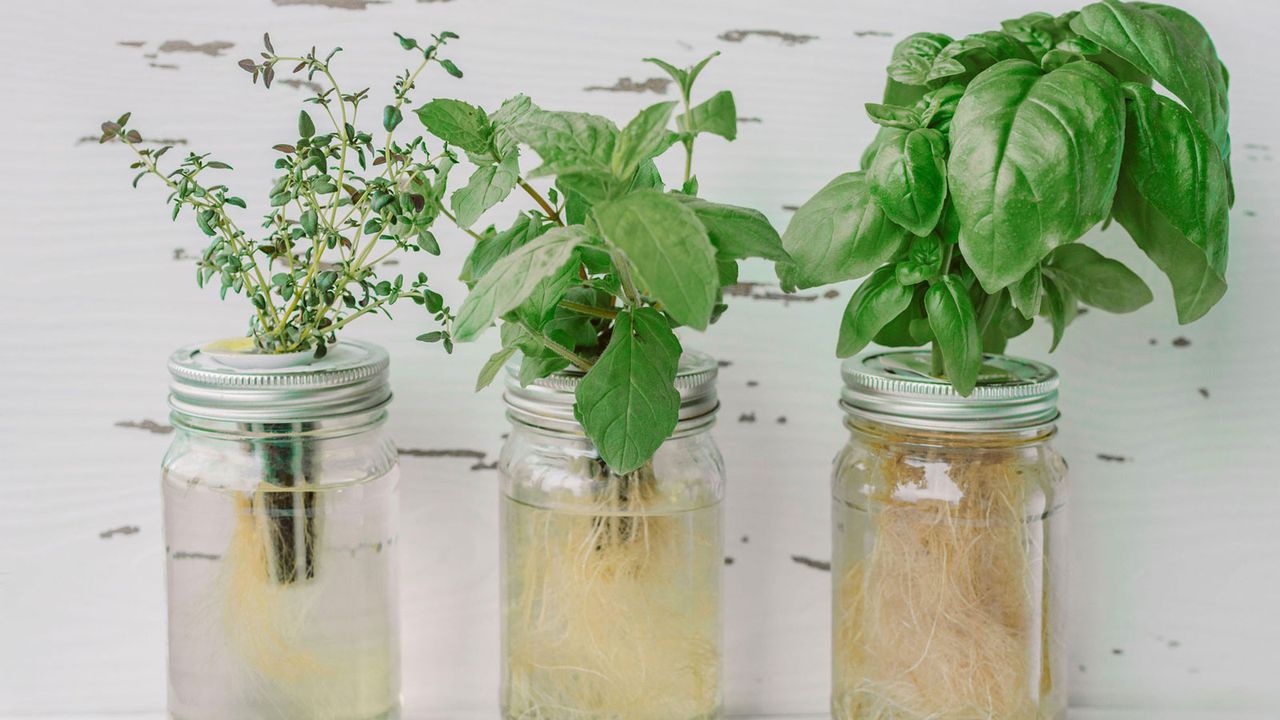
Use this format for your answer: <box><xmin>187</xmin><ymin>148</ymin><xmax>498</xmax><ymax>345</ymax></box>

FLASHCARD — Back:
<box><xmin>779</xmin><ymin>0</ymin><xmax>1232</xmax><ymax>395</ymax></box>
<box><xmin>100</xmin><ymin>32</ymin><xmax>465</xmax><ymax>357</ymax></box>
<box><xmin>419</xmin><ymin>53</ymin><xmax>787</xmax><ymax>473</ymax></box>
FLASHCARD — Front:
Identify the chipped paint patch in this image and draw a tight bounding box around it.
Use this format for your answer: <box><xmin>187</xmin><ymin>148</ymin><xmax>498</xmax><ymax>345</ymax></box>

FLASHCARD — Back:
<box><xmin>78</xmin><ymin>135</ymin><xmax>188</xmax><ymax>146</ymax></box>
<box><xmin>118</xmin><ymin>40</ymin><xmax>146</xmax><ymax>48</ymax></box>
<box><xmin>746</xmin><ymin>380</ymin><xmax>759</xmax><ymax>387</ymax></box>
<box><xmin>398</xmin><ymin>447</ymin><xmax>496</xmax><ymax>471</ymax></box>
<box><xmin>738</xmin><ymin>116</ymin><xmax>763</xmax><ymax>124</ymax></box>
<box><xmin>719</xmin><ymin>29</ymin><xmax>817</xmax><ymax>46</ymax></box>
<box><xmin>584</xmin><ymin>77</ymin><xmax>671</xmax><ymax>94</ymax></box>
<box><xmin>790</xmin><ymin>555</ymin><xmax>831</xmax><ymax>571</ymax></box>
<box><xmin>158</xmin><ymin>40</ymin><xmax>235</xmax><ymax>57</ymax></box>
<box><xmin>1198</xmin><ymin>387</ymin><xmax>1210</xmax><ymax>399</ymax></box>
<box><xmin>1097</xmin><ymin>453</ymin><xmax>1130</xmax><ymax>463</ymax></box>
<box><xmin>782</xmin><ymin>204</ymin><xmax>800</xmax><ymax>211</ymax></box>
<box><xmin>149</xmin><ymin>63</ymin><xmax>180</xmax><ymax>70</ymax></box>
<box><xmin>717</xmin><ymin>360</ymin><xmax>732</xmax><ymax>368</ymax></box>
<box><xmin>738</xmin><ymin>412</ymin><xmax>757</xmax><ymax>423</ymax></box>
<box><xmin>273</xmin><ymin>0</ymin><xmax>386</xmax><ymax>8</ymax></box>
<box><xmin>1172</xmin><ymin>336</ymin><xmax>1191</xmax><ymax>347</ymax></box>
<box><xmin>172</xmin><ymin>550</ymin><xmax>221</xmax><ymax>561</ymax></box>
<box><xmin>100</xmin><ymin>525</ymin><xmax>140</xmax><ymax>539</ymax></box>
<box><xmin>776</xmin><ymin>416</ymin><xmax>787</xmax><ymax>424</ymax></box>
<box><xmin>278</xmin><ymin>78</ymin><xmax>325</xmax><ymax>93</ymax></box>
<box><xmin>724</xmin><ymin>556</ymin><xmax>735</xmax><ymax>565</ymax></box>
<box><xmin>854</xmin><ymin>30</ymin><xmax>893</xmax><ymax>38</ymax></box>
<box><xmin>115</xmin><ymin>419</ymin><xmax>174</xmax><ymax>435</ymax></box>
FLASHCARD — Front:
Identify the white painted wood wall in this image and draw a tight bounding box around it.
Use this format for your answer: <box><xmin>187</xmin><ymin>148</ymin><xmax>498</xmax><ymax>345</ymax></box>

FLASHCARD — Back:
<box><xmin>1</xmin><ymin>0</ymin><xmax>1277</xmax><ymax>717</ymax></box>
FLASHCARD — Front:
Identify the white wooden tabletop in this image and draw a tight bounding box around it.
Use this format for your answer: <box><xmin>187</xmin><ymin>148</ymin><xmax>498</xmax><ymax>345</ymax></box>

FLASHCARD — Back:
<box><xmin>1</xmin><ymin>0</ymin><xmax>1278</xmax><ymax>717</ymax></box>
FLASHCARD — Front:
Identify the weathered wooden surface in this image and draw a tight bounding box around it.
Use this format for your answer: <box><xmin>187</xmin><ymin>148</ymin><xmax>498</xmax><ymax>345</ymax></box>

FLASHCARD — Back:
<box><xmin>1</xmin><ymin>0</ymin><xmax>1277</xmax><ymax>716</ymax></box>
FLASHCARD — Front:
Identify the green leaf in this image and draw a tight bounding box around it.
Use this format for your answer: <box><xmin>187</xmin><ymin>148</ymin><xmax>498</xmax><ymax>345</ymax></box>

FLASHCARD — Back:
<box><xmin>868</xmin><ymin>127</ymin><xmax>948</xmax><ymax>237</ymax></box>
<box><xmin>461</xmin><ymin>214</ymin><xmax>546</xmax><ymax>284</ymax></box>
<box><xmin>451</xmin><ymin>153</ymin><xmax>519</xmax><ymax>227</ymax></box>
<box><xmin>612</xmin><ymin>101</ymin><xmax>678</xmax><ymax>181</ymax></box>
<box><xmin>643</xmin><ymin>57</ymin><xmax>688</xmax><ymax>93</ymax></box>
<box><xmin>475</xmin><ymin>345</ymin><xmax>518</xmax><ymax>391</ymax></box>
<box><xmin>894</xmin><ymin>234</ymin><xmax>943</xmax><ymax>285</ymax></box>
<box><xmin>453</xmin><ymin>225</ymin><xmax>591</xmax><ymax>341</ymax></box>
<box><xmin>1044</xmin><ymin>243</ymin><xmax>1152</xmax><ymax>313</ymax></box>
<box><xmin>415</xmin><ymin>98</ymin><xmax>493</xmax><ymax>156</ymax></box>
<box><xmin>679</xmin><ymin>90</ymin><xmax>737</xmax><ymax>140</ymax></box>
<box><xmin>1112</xmin><ymin>84</ymin><xmax>1229</xmax><ymax>323</ymax></box>
<box><xmin>1041</xmin><ymin>272</ymin><xmax>1078</xmax><ymax>352</ymax></box>
<box><xmin>887</xmin><ymin>33</ymin><xmax>955</xmax><ymax>86</ymax></box>
<box><xmin>510</xmin><ymin>259</ymin><xmax>579</xmax><ymax>330</ymax></box>
<box><xmin>667</xmin><ymin>194</ymin><xmax>788</xmax><ymax>262</ymax></box>
<box><xmin>383</xmin><ymin>104</ymin><xmax>403</xmax><ymax>132</ymax></box>
<box><xmin>298</xmin><ymin>110</ymin><xmax>315</xmax><ymax>139</ymax></box>
<box><xmin>925</xmin><ymin>275</ymin><xmax>981</xmax><ymax>395</ymax></box>
<box><xmin>593</xmin><ymin>190</ymin><xmax>718</xmax><ymax>330</ymax></box>
<box><xmin>299</xmin><ymin>208</ymin><xmax>319</xmax><ymax>236</ymax></box>
<box><xmin>1009</xmin><ymin>265</ymin><xmax>1042</xmax><ymax>319</ymax></box>
<box><xmin>1071</xmin><ymin>0</ymin><xmax>1230</xmax><ymax>169</ymax></box>
<box><xmin>864</xmin><ymin>103</ymin><xmax>921</xmax><ymax>130</ymax></box>
<box><xmin>508</xmin><ymin>107</ymin><xmax>618</xmax><ymax>171</ymax></box>
<box><xmin>837</xmin><ymin>266</ymin><xmax>915</xmax><ymax>358</ymax></box>
<box><xmin>925</xmin><ymin>31</ymin><xmax>1035</xmax><ymax>85</ymax></box>
<box><xmin>777</xmin><ymin>172</ymin><xmax>910</xmax><ymax>290</ymax></box>
<box><xmin>949</xmin><ymin>59</ymin><xmax>1124</xmax><ymax>292</ymax></box>
<box><xmin>573</xmin><ymin>307</ymin><xmax>682</xmax><ymax>474</ymax></box>
<box><xmin>439</xmin><ymin>59</ymin><xmax>464</xmax><ymax>78</ymax></box>
<box><xmin>490</xmin><ymin>94</ymin><xmax>535</xmax><ymax>159</ymax></box>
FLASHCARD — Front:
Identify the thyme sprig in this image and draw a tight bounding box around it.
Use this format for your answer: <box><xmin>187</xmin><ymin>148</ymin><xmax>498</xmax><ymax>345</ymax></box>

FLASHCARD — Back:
<box><xmin>101</xmin><ymin>31</ymin><xmax>466</xmax><ymax>356</ymax></box>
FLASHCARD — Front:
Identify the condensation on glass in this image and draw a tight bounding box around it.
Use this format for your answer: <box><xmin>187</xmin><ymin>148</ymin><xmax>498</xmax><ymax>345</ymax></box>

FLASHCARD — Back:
<box><xmin>162</xmin><ymin>342</ymin><xmax>400</xmax><ymax>720</ymax></box>
<box><xmin>832</xmin><ymin>351</ymin><xmax>1068</xmax><ymax>720</ymax></box>
<box><xmin>498</xmin><ymin>353</ymin><xmax>725</xmax><ymax>720</ymax></box>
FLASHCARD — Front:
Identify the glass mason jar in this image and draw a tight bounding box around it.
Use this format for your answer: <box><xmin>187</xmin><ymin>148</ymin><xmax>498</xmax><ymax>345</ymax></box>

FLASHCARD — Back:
<box><xmin>162</xmin><ymin>341</ymin><xmax>400</xmax><ymax>719</ymax></box>
<box><xmin>498</xmin><ymin>352</ymin><xmax>725</xmax><ymax>720</ymax></box>
<box><xmin>831</xmin><ymin>351</ymin><xmax>1068</xmax><ymax>720</ymax></box>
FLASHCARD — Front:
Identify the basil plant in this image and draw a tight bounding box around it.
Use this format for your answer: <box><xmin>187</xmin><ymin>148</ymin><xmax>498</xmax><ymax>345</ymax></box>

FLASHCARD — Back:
<box><xmin>420</xmin><ymin>53</ymin><xmax>787</xmax><ymax>473</ymax></box>
<box><xmin>779</xmin><ymin>0</ymin><xmax>1232</xmax><ymax>395</ymax></box>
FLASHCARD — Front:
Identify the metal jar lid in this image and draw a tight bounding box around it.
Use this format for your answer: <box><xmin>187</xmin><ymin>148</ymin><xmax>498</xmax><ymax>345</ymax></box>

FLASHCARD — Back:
<box><xmin>503</xmin><ymin>350</ymin><xmax>719</xmax><ymax>435</ymax></box>
<box><xmin>168</xmin><ymin>340</ymin><xmax>391</xmax><ymax>422</ymax></box>
<box><xmin>841</xmin><ymin>350</ymin><xmax>1059</xmax><ymax>431</ymax></box>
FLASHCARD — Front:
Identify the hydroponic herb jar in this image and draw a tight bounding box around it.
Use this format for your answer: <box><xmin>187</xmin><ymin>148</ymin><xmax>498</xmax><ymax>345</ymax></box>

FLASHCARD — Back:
<box><xmin>498</xmin><ymin>352</ymin><xmax>725</xmax><ymax>720</ymax></box>
<box><xmin>162</xmin><ymin>341</ymin><xmax>400</xmax><ymax>720</ymax></box>
<box><xmin>832</xmin><ymin>351</ymin><xmax>1068</xmax><ymax>720</ymax></box>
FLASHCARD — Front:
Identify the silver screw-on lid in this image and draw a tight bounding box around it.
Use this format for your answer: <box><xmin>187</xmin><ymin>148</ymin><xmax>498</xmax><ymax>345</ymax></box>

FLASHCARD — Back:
<box><xmin>841</xmin><ymin>350</ymin><xmax>1059</xmax><ymax>431</ymax></box>
<box><xmin>168</xmin><ymin>340</ymin><xmax>391</xmax><ymax>422</ymax></box>
<box><xmin>503</xmin><ymin>350</ymin><xmax>719</xmax><ymax>434</ymax></box>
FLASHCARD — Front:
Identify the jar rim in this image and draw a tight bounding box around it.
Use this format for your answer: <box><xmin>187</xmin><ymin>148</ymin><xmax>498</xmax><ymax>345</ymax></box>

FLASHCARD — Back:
<box><xmin>841</xmin><ymin>350</ymin><xmax>1059</xmax><ymax>432</ymax></box>
<box><xmin>502</xmin><ymin>350</ymin><xmax>719</xmax><ymax>435</ymax></box>
<box><xmin>168</xmin><ymin>340</ymin><xmax>391</xmax><ymax>423</ymax></box>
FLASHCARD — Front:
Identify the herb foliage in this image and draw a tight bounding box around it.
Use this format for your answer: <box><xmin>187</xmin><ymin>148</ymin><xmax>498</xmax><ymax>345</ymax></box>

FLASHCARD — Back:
<box><xmin>779</xmin><ymin>0</ymin><xmax>1231</xmax><ymax>394</ymax></box>
<box><xmin>101</xmin><ymin>32</ymin><xmax>466</xmax><ymax>356</ymax></box>
<box><xmin>421</xmin><ymin>53</ymin><xmax>786</xmax><ymax>473</ymax></box>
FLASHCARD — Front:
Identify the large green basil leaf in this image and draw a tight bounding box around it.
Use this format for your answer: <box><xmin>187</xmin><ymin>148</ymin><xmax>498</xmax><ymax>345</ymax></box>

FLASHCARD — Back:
<box><xmin>612</xmin><ymin>101</ymin><xmax>678</xmax><ymax>182</ymax></box>
<box><xmin>868</xmin><ymin>127</ymin><xmax>948</xmax><ymax>237</ymax></box>
<box><xmin>593</xmin><ymin>191</ymin><xmax>718</xmax><ymax>330</ymax></box>
<box><xmin>668</xmin><ymin>194</ymin><xmax>789</xmax><ymax>262</ymax></box>
<box><xmin>1112</xmin><ymin>84</ymin><xmax>1229</xmax><ymax>323</ymax></box>
<box><xmin>1071</xmin><ymin>1</ymin><xmax>1230</xmax><ymax>170</ymax></box>
<box><xmin>836</xmin><ymin>266</ymin><xmax>915</xmax><ymax>358</ymax></box>
<box><xmin>926</xmin><ymin>31</ymin><xmax>1035</xmax><ymax>85</ymax></box>
<box><xmin>887</xmin><ymin>33</ymin><xmax>954</xmax><ymax>86</ymax></box>
<box><xmin>949</xmin><ymin>59</ymin><xmax>1124</xmax><ymax>292</ymax></box>
<box><xmin>453</xmin><ymin>225</ymin><xmax>591</xmax><ymax>341</ymax></box>
<box><xmin>1044</xmin><ymin>243</ymin><xmax>1152</xmax><ymax>313</ymax></box>
<box><xmin>451</xmin><ymin>153</ymin><xmax>519</xmax><ymax>227</ymax></box>
<box><xmin>777</xmin><ymin>172</ymin><xmax>911</xmax><ymax>290</ymax></box>
<box><xmin>925</xmin><ymin>274</ymin><xmax>980</xmax><ymax>395</ymax></box>
<box><xmin>573</xmin><ymin>307</ymin><xmax>682</xmax><ymax>474</ymax></box>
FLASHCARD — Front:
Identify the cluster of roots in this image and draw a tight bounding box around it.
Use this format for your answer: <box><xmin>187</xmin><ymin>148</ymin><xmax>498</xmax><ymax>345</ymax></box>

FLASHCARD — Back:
<box><xmin>503</xmin><ymin>462</ymin><xmax>721</xmax><ymax>720</ymax></box>
<box><xmin>833</xmin><ymin>436</ymin><xmax>1064</xmax><ymax>720</ymax></box>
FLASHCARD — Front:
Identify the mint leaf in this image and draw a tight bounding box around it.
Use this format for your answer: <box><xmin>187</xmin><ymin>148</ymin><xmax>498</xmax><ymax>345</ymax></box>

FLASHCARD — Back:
<box><xmin>837</xmin><ymin>266</ymin><xmax>915</xmax><ymax>358</ymax></box>
<box><xmin>475</xmin><ymin>345</ymin><xmax>517</xmax><ymax>391</ymax></box>
<box><xmin>593</xmin><ymin>190</ymin><xmax>718</xmax><ymax>330</ymax></box>
<box><xmin>508</xmin><ymin>108</ymin><xmax>617</xmax><ymax>171</ymax></box>
<box><xmin>573</xmin><ymin>307</ymin><xmax>682</xmax><ymax>473</ymax></box>
<box><xmin>416</xmin><ymin>98</ymin><xmax>492</xmax><ymax>156</ymax></box>
<box><xmin>490</xmin><ymin>94</ymin><xmax>535</xmax><ymax>158</ymax></box>
<box><xmin>460</xmin><ymin>213</ymin><xmax>546</xmax><ymax>285</ymax></box>
<box><xmin>612</xmin><ymin>101</ymin><xmax>678</xmax><ymax>181</ymax></box>
<box><xmin>679</xmin><ymin>90</ymin><xmax>737</xmax><ymax>140</ymax></box>
<box><xmin>925</xmin><ymin>274</ymin><xmax>981</xmax><ymax>396</ymax></box>
<box><xmin>451</xmin><ymin>153</ymin><xmax>519</xmax><ymax>227</ymax></box>
<box><xmin>669</xmin><ymin>194</ymin><xmax>788</xmax><ymax>261</ymax></box>
<box><xmin>453</xmin><ymin>225</ymin><xmax>591</xmax><ymax>341</ymax></box>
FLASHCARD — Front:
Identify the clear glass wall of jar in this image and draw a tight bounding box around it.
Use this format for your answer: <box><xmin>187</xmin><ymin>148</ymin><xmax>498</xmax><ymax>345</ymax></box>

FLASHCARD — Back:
<box><xmin>499</xmin><ymin>352</ymin><xmax>725</xmax><ymax>720</ymax></box>
<box><xmin>163</xmin><ymin>342</ymin><xmax>400</xmax><ymax>720</ymax></box>
<box><xmin>831</xmin><ymin>351</ymin><xmax>1068</xmax><ymax>720</ymax></box>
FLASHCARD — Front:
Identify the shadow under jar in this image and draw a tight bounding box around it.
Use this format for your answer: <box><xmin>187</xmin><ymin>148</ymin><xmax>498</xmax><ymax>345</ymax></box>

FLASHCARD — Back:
<box><xmin>498</xmin><ymin>352</ymin><xmax>725</xmax><ymax>720</ymax></box>
<box><xmin>162</xmin><ymin>341</ymin><xmax>400</xmax><ymax>720</ymax></box>
<box><xmin>831</xmin><ymin>351</ymin><xmax>1068</xmax><ymax>720</ymax></box>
